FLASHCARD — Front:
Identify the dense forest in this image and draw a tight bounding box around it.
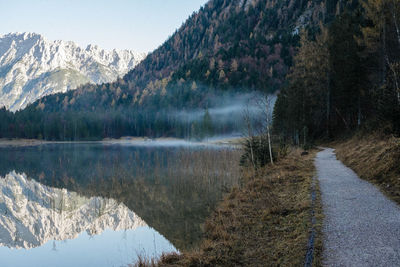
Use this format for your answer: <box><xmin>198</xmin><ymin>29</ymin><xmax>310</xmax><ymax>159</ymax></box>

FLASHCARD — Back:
<box><xmin>0</xmin><ymin>90</ymin><xmax>247</xmax><ymax>140</ymax></box>
<box><xmin>273</xmin><ymin>0</ymin><xmax>400</xmax><ymax>145</ymax></box>
<box><xmin>1</xmin><ymin>0</ymin><xmax>398</xmax><ymax>142</ymax></box>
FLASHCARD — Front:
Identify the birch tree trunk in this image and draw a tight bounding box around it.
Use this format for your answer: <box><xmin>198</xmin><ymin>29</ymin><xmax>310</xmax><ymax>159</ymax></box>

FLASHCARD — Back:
<box><xmin>265</xmin><ymin>96</ymin><xmax>274</xmax><ymax>165</ymax></box>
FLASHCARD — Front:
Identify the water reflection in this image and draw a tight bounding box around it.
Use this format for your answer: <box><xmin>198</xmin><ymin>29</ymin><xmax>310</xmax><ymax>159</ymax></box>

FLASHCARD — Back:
<box><xmin>0</xmin><ymin>171</ymin><xmax>177</xmax><ymax>266</ymax></box>
<box><xmin>0</xmin><ymin>171</ymin><xmax>146</xmax><ymax>249</ymax></box>
<box><xmin>0</xmin><ymin>228</ymin><xmax>175</xmax><ymax>267</ymax></box>
<box><xmin>0</xmin><ymin>143</ymin><xmax>241</xmax><ymax>264</ymax></box>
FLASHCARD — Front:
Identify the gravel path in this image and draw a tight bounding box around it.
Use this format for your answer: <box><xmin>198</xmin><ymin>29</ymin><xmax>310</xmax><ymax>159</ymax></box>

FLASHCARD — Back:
<box><xmin>315</xmin><ymin>148</ymin><xmax>400</xmax><ymax>266</ymax></box>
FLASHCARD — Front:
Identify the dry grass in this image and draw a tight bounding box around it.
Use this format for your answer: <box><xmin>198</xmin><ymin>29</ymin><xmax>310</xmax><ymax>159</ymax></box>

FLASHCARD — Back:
<box><xmin>83</xmin><ymin>148</ymin><xmax>242</xmax><ymax>251</ymax></box>
<box><xmin>312</xmin><ymin>167</ymin><xmax>324</xmax><ymax>267</ymax></box>
<box><xmin>136</xmin><ymin>148</ymin><xmax>322</xmax><ymax>266</ymax></box>
<box><xmin>333</xmin><ymin>134</ymin><xmax>400</xmax><ymax>204</ymax></box>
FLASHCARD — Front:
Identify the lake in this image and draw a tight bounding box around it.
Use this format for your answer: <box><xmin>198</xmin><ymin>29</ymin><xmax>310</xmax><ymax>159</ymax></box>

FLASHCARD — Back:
<box><xmin>0</xmin><ymin>141</ymin><xmax>241</xmax><ymax>267</ymax></box>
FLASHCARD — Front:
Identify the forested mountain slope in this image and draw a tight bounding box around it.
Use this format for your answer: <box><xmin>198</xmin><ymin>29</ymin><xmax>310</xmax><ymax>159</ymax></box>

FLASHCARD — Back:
<box><xmin>124</xmin><ymin>0</ymin><xmax>323</xmax><ymax>93</ymax></box>
<box><xmin>26</xmin><ymin>0</ymin><xmax>332</xmax><ymax>112</ymax></box>
<box><xmin>0</xmin><ymin>0</ymin><xmax>344</xmax><ymax>140</ymax></box>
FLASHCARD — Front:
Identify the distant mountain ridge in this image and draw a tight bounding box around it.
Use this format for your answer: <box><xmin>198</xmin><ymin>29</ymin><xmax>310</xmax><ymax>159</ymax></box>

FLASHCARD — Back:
<box><xmin>0</xmin><ymin>32</ymin><xmax>146</xmax><ymax>111</ymax></box>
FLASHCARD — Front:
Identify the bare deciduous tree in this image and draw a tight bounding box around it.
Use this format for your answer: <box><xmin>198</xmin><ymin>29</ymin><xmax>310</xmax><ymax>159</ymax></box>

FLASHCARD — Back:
<box><xmin>255</xmin><ymin>95</ymin><xmax>275</xmax><ymax>165</ymax></box>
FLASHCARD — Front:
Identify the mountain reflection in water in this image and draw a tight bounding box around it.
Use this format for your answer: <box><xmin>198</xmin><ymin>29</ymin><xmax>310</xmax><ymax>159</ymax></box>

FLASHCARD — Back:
<box><xmin>0</xmin><ymin>143</ymin><xmax>241</xmax><ymax>265</ymax></box>
<box><xmin>0</xmin><ymin>171</ymin><xmax>146</xmax><ymax>249</ymax></box>
<box><xmin>0</xmin><ymin>171</ymin><xmax>177</xmax><ymax>267</ymax></box>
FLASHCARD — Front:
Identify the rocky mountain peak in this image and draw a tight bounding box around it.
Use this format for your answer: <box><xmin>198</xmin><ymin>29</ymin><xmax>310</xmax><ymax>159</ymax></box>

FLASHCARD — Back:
<box><xmin>0</xmin><ymin>32</ymin><xmax>146</xmax><ymax>111</ymax></box>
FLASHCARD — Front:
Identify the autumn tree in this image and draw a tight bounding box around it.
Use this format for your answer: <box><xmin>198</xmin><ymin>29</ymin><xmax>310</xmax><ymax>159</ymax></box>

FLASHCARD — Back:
<box><xmin>274</xmin><ymin>29</ymin><xmax>330</xmax><ymax>145</ymax></box>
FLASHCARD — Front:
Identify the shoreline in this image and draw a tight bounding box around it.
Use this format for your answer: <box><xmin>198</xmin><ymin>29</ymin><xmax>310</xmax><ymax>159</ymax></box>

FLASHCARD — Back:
<box><xmin>147</xmin><ymin>148</ymin><xmax>323</xmax><ymax>266</ymax></box>
<box><xmin>0</xmin><ymin>136</ymin><xmax>244</xmax><ymax>147</ymax></box>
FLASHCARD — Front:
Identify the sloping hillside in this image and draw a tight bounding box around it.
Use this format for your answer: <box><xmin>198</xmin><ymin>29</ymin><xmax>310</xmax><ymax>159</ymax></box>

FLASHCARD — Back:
<box><xmin>0</xmin><ymin>0</ymin><xmax>342</xmax><ymax>140</ymax></box>
<box><xmin>124</xmin><ymin>0</ymin><xmax>324</xmax><ymax>92</ymax></box>
<box><xmin>29</xmin><ymin>0</ymin><xmax>332</xmax><ymax>112</ymax></box>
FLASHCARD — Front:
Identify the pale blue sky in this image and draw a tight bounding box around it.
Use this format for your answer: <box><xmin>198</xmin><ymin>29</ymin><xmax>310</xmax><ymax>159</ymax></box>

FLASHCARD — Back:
<box><xmin>0</xmin><ymin>0</ymin><xmax>208</xmax><ymax>53</ymax></box>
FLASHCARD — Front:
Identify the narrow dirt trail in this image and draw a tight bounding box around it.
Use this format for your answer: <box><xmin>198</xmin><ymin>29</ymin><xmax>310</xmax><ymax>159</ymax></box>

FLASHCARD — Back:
<box><xmin>315</xmin><ymin>148</ymin><xmax>400</xmax><ymax>266</ymax></box>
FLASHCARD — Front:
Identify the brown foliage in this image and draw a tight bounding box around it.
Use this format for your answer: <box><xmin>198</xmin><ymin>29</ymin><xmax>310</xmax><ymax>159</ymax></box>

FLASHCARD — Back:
<box><xmin>149</xmin><ymin>149</ymin><xmax>322</xmax><ymax>266</ymax></box>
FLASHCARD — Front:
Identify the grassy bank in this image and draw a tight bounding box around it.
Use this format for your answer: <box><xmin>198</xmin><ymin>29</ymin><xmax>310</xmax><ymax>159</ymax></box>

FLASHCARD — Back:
<box><xmin>139</xmin><ymin>149</ymin><xmax>322</xmax><ymax>266</ymax></box>
<box><xmin>334</xmin><ymin>134</ymin><xmax>400</xmax><ymax>204</ymax></box>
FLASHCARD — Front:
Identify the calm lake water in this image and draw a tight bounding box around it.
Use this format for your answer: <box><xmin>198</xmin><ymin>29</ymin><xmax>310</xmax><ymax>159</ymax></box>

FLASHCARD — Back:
<box><xmin>0</xmin><ymin>141</ymin><xmax>240</xmax><ymax>267</ymax></box>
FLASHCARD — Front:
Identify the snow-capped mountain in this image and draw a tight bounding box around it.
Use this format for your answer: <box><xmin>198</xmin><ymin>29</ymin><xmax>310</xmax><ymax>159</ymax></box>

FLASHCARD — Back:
<box><xmin>0</xmin><ymin>171</ymin><xmax>146</xmax><ymax>249</ymax></box>
<box><xmin>0</xmin><ymin>32</ymin><xmax>146</xmax><ymax>111</ymax></box>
